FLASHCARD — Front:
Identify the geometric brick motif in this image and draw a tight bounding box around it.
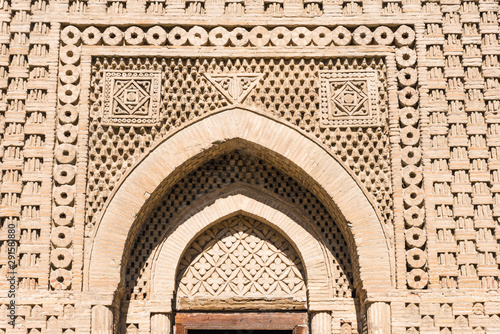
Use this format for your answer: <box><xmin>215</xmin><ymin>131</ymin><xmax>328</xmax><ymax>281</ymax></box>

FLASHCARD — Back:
<box><xmin>86</xmin><ymin>57</ymin><xmax>393</xmax><ymax>242</ymax></box>
<box><xmin>3</xmin><ymin>0</ymin><xmax>500</xmax><ymax>329</ymax></box>
<box><xmin>102</xmin><ymin>70</ymin><xmax>161</xmax><ymax>125</ymax></box>
<box><xmin>204</xmin><ymin>73</ymin><xmax>264</xmax><ymax>104</ymax></box>
<box><xmin>320</xmin><ymin>70</ymin><xmax>380</xmax><ymax>127</ymax></box>
<box><xmin>124</xmin><ymin>151</ymin><xmax>354</xmax><ymax>302</ymax></box>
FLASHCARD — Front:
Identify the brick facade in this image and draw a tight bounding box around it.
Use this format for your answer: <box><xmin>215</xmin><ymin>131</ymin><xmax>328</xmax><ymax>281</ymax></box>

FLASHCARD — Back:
<box><xmin>0</xmin><ymin>0</ymin><xmax>499</xmax><ymax>333</ymax></box>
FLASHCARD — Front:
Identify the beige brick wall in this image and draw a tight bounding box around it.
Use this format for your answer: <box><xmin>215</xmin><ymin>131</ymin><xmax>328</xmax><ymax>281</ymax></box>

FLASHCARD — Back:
<box><xmin>0</xmin><ymin>0</ymin><xmax>499</xmax><ymax>333</ymax></box>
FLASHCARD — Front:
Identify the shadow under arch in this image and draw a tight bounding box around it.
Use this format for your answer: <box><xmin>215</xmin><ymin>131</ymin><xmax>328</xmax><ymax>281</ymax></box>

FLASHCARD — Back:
<box><xmin>86</xmin><ymin>107</ymin><xmax>393</xmax><ymax>302</ymax></box>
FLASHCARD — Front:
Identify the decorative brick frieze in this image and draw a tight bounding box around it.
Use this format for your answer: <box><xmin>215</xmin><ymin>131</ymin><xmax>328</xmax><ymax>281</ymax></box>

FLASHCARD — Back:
<box><xmin>176</xmin><ymin>215</ymin><xmax>307</xmax><ymax>300</ymax></box>
<box><xmin>54</xmin><ymin>23</ymin><xmax>423</xmax><ymax>297</ymax></box>
<box><xmin>1</xmin><ymin>1</ymin><xmax>499</xmax><ymax>333</ymax></box>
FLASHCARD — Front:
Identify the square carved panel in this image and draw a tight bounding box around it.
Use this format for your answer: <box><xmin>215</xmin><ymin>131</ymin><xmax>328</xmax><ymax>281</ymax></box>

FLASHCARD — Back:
<box><xmin>102</xmin><ymin>70</ymin><xmax>161</xmax><ymax>126</ymax></box>
<box><xmin>319</xmin><ymin>70</ymin><xmax>380</xmax><ymax>127</ymax></box>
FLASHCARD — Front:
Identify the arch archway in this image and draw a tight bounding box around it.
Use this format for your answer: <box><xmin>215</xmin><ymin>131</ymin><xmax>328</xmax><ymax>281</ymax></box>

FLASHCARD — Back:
<box><xmin>151</xmin><ymin>191</ymin><xmax>330</xmax><ymax>307</ymax></box>
<box><xmin>86</xmin><ymin>108</ymin><xmax>394</xmax><ymax>333</ymax></box>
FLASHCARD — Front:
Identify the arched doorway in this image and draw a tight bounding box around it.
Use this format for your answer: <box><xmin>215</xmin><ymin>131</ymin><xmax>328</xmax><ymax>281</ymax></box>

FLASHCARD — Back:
<box><xmin>173</xmin><ymin>215</ymin><xmax>308</xmax><ymax>333</ymax></box>
<box><xmin>120</xmin><ymin>151</ymin><xmax>354</xmax><ymax>333</ymax></box>
<box><xmin>86</xmin><ymin>109</ymin><xmax>393</xmax><ymax>334</ymax></box>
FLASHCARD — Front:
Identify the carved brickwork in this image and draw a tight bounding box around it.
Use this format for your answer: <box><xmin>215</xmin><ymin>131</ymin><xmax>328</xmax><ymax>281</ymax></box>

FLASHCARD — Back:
<box><xmin>0</xmin><ymin>0</ymin><xmax>13</xmax><ymax>290</ymax></box>
<box><xmin>319</xmin><ymin>70</ymin><xmax>380</xmax><ymax>127</ymax></box>
<box><xmin>392</xmin><ymin>300</ymin><xmax>500</xmax><ymax>334</ymax></box>
<box><xmin>51</xmin><ymin>25</ymin><xmax>81</xmax><ymax>291</ymax></box>
<box><xmin>26</xmin><ymin>0</ymin><xmax>55</xmax><ymax>292</ymax></box>
<box><xmin>85</xmin><ymin>55</ymin><xmax>392</xmax><ymax>237</ymax></box>
<box><xmin>204</xmin><ymin>73</ymin><xmax>264</xmax><ymax>105</ymax></box>
<box><xmin>176</xmin><ymin>215</ymin><xmax>307</xmax><ymax>300</ymax></box>
<box><xmin>0</xmin><ymin>301</ymin><xmax>79</xmax><ymax>334</ymax></box>
<box><xmin>85</xmin><ymin>56</ymin><xmax>393</xmax><ymax>249</ymax></box>
<box><xmin>424</xmin><ymin>0</ymin><xmax>459</xmax><ymax>291</ymax></box>
<box><xmin>1</xmin><ymin>0</ymin><xmax>500</xmax><ymax>333</ymax></box>
<box><xmin>60</xmin><ymin>24</ymin><xmax>417</xmax><ymax>49</ymax></box>
<box><xmin>0</xmin><ymin>0</ymin><xmax>55</xmax><ymax>293</ymax></box>
<box><xmin>419</xmin><ymin>0</ymin><xmax>500</xmax><ymax>293</ymax></box>
<box><xmin>61</xmin><ymin>23</ymin><xmax>419</xmax><ymax>291</ymax></box>
<box><xmin>124</xmin><ymin>151</ymin><xmax>353</xmax><ymax>301</ymax></box>
<box><xmin>481</xmin><ymin>0</ymin><xmax>500</xmax><ymax>291</ymax></box>
<box><xmin>393</xmin><ymin>25</ymin><xmax>427</xmax><ymax>289</ymax></box>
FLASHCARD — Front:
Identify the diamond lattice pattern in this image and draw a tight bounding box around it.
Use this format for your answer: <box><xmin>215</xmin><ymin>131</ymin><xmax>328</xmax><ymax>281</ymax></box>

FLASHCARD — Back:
<box><xmin>331</xmin><ymin>81</ymin><xmax>369</xmax><ymax>117</ymax></box>
<box><xmin>177</xmin><ymin>215</ymin><xmax>307</xmax><ymax>299</ymax></box>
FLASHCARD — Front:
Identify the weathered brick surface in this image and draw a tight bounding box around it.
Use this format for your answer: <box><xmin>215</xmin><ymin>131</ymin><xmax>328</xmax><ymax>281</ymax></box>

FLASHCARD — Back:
<box><xmin>0</xmin><ymin>0</ymin><xmax>499</xmax><ymax>333</ymax></box>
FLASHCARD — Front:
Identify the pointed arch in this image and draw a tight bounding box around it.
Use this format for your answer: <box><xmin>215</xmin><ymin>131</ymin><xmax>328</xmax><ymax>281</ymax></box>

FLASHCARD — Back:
<box><xmin>150</xmin><ymin>190</ymin><xmax>330</xmax><ymax>308</ymax></box>
<box><xmin>86</xmin><ymin>108</ymin><xmax>393</xmax><ymax>298</ymax></box>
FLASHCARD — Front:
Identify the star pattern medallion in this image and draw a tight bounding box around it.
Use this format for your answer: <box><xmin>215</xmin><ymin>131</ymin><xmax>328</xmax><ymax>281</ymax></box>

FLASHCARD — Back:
<box><xmin>112</xmin><ymin>79</ymin><xmax>151</xmax><ymax>116</ymax></box>
<box><xmin>320</xmin><ymin>70</ymin><xmax>380</xmax><ymax>127</ymax></box>
<box><xmin>332</xmin><ymin>81</ymin><xmax>369</xmax><ymax>117</ymax></box>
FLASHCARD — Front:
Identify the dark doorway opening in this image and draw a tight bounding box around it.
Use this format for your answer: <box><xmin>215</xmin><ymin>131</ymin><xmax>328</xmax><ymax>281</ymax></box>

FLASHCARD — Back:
<box><xmin>175</xmin><ymin>312</ymin><xmax>307</xmax><ymax>334</ymax></box>
<box><xmin>190</xmin><ymin>331</ymin><xmax>292</xmax><ymax>334</ymax></box>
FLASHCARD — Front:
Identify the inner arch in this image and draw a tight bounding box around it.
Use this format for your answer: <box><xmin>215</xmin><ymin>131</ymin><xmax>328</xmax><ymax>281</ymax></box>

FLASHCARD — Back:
<box><xmin>88</xmin><ymin>108</ymin><xmax>393</xmax><ymax>300</ymax></box>
<box><xmin>176</xmin><ymin>214</ymin><xmax>307</xmax><ymax>306</ymax></box>
<box><xmin>123</xmin><ymin>150</ymin><xmax>354</xmax><ymax>303</ymax></box>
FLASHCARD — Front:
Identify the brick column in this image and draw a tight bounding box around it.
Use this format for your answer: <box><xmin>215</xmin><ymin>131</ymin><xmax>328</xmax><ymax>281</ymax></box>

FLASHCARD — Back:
<box><xmin>366</xmin><ymin>302</ymin><xmax>391</xmax><ymax>334</ymax></box>
<box><xmin>151</xmin><ymin>313</ymin><xmax>172</xmax><ymax>334</ymax></box>
<box><xmin>91</xmin><ymin>305</ymin><xmax>114</xmax><ymax>334</ymax></box>
<box><xmin>311</xmin><ymin>311</ymin><xmax>331</xmax><ymax>334</ymax></box>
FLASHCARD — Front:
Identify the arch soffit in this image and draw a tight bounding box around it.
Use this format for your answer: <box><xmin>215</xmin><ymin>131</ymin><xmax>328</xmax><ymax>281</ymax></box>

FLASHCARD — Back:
<box><xmin>151</xmin><ymin>193</ymin><xmax>330</xmax><ymax>307</ymax></box>
<box><xmin>88</xmin><ymin>108</ymin><xmax>392</xmax><ymax>296</ymax></box>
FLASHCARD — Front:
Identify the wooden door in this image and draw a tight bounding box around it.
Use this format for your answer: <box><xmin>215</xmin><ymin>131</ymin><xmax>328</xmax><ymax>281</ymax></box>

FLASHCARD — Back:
<box><xmin>174</xmin><ymin>312</ymin><xmax>308</xmax><ymax>334</ymax></box>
